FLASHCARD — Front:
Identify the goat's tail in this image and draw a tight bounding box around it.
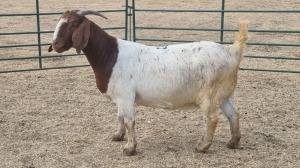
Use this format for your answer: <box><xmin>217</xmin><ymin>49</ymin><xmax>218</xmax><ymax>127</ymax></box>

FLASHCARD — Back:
<box><xmin>234</xmin><ymin>21</ymin><xmax>249</xmax><ymax>58</ymax></box>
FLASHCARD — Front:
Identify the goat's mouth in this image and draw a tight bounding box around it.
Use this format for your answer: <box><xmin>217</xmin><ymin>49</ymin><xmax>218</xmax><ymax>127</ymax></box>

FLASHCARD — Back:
<box><xmin>51</xmin><ymin>45</ymin><xmax>68</xmax><ymax>53</ymax></box>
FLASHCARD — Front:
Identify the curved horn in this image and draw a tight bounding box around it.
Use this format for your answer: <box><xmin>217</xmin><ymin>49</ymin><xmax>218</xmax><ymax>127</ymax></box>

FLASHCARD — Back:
<box><xmin>77</xmin><ymin>10</ymin><xmax>107</xmax><ymax>19</ymax></box>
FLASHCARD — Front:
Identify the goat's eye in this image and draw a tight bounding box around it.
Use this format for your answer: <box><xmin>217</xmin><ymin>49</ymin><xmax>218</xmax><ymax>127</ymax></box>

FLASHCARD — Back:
<box><xmin>68</xmin><ymin>23</ymin><xmax>77</xmax><ymax>29</ymax></box>
<box><xmin>73</xmin><ymin>20</ymin><xmax>80</xmax><ymax>26</ymax></box>
<box><xmin>67</xmin><ymin>18</ymin><xmax>80</xmax><ymax>27</ymax></box>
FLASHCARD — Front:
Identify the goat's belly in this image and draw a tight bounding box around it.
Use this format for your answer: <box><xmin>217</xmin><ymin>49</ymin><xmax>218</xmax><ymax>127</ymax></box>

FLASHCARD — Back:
<box><xmin>136</xmin><ymin>100</ymin><xmax>199</xmax><ymax>110</ymax></box>
<box><xmin>135</xmin><ymin>90</ymin><xmax>199</xmax><ymax>109</ymax></box>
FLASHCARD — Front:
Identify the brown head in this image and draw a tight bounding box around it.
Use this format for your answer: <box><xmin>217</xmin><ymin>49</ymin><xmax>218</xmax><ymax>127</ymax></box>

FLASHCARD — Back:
<box><xmin>48</xmin><ymin>10</ymin><xmax>107</xmax><ymax>54</ymax></box>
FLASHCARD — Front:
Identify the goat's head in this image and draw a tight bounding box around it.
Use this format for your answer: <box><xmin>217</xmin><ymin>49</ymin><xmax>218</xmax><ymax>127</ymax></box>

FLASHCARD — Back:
<box><xmin>48</xmin><ymin>10</ymin><xmax>107</xmax><ymax>54</ymax></box>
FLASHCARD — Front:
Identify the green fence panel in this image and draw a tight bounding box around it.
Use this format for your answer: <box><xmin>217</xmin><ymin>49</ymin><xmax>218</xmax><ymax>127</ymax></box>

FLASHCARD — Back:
<box><xmin>132</xmin><ymin>0</ymin><xmax>300</xmax><ymax>73</ymax></box>
<box><xmin>0</xmin><ymin>0</ymin><xmax>129</xmax><ymax>73</ymax></box>
<box><xmin>1</xmin><ymin>1</ymin><xmax>299</xmax><ymax>74</ymax></box>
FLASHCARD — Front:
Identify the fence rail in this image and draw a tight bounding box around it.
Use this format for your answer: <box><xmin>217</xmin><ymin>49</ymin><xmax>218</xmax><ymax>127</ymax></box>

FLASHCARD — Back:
<box><xmin>132</xmin><ymin>0</ymin><xmax>300</xmax><ymax>73</ymax></box>
<box><xmin>1</xmin><ymin>0</ymin><xmax>299</xmax><ymax>73</ymax></box>
<box><xmin>0</xmin><ymin>0</ymin><xmax>129</xmax><ymax>73</ymax></box>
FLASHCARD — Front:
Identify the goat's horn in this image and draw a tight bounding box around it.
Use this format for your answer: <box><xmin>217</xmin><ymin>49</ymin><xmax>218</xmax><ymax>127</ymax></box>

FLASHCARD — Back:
<box><xmin>78</xmin><ymin>10</ymin><xmax>107</xmax><ymax>19</ymax></box>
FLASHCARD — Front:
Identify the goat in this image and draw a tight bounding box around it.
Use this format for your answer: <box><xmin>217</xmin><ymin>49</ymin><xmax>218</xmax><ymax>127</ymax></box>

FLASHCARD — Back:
<box><xmin>48</xmin><ymin>10</ymin><xmax>248</xmax><ymax>156</ymax></box>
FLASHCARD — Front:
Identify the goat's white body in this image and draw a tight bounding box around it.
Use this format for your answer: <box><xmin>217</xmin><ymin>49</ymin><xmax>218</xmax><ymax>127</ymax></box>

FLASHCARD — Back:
<box><xmin>107</xmin><ymin>39</ymin><xmax>239</xmax><ymax>109</ymax></box>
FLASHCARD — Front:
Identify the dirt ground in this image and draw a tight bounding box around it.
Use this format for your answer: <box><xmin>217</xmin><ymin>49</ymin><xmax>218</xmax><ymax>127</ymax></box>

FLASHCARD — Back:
<box><xmin>1</xmin><ymin>0</ymin><xmax>300</xmax><ymax>168</ymax></box>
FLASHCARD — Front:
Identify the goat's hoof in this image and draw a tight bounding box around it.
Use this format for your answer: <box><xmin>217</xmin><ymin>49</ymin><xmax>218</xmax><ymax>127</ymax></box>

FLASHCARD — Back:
<box><xmin>123</xmin><ymin>146</ymin><xmax>136</xmax><ymax>156</ymax></box>
<box><xmin>227</xmin><ymin>142</ymin><xmax>239</xmax><ymax>149</ymax></box>
<box><xmin>195</xmin><ymin>142</ymin><xmax>211</xmax><ymax>153</ymax></box>
<box><xmin>112</xmin><ymin>134</ymin><xmax>125</xmax><ymax>141</ymax></box>
<box><xmin>195</xmin><ymin>147</ymin><xmax>208</xmax><ymax>153</ymax></box>
<box><xmin>227</xmin><ymin>138</ymin><xmax>240</xmax><ymax>149</ymax></box>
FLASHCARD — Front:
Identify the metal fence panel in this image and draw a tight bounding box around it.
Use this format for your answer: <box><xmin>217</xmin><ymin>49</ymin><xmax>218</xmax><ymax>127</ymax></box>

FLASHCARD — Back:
<box><xmin>0</xmin><ymin>0</ymin><xmax>129</xmax><ymax>73</ymax></box>
<box><xmin>132</xmin><ymin>0</ymin><xmax>300</xmax><ymax>73</ymax></box>
<box><xmin>1</xmin><ymin>0</ymin><xmax>299</xmax><ymax>73</ymax></box>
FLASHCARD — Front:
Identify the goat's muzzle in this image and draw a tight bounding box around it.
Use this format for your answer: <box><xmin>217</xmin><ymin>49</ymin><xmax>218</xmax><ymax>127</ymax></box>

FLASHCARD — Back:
<box><xmin>49</xmin><ymin>39</ymin><xmax>68</xmax><ymax>53</ymax></box>
<box><xmin>48</xmin><ymin>44</ymin><xmax>66</xmax><ymax>53</ymax></box>
<box><xmin>48</xmin><ymin>39</ymin><xmax>59</xmax><ymax>52</ymax></box>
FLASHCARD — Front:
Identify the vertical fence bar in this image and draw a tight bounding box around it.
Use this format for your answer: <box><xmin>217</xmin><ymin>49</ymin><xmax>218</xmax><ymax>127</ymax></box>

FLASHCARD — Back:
<box><xmin>220</xmin><ymin>0</ymin><xmax>225</xmax><ymax>43</ymax></box>
<box><xmin>125</xmin><ymin>0</ymin><xmax>128</xmax><ymax>40</ymax></box>
<box><xmin>132</xmin><ymin>0</ymin><xmax>136</xmax><ymax>42</ymax></box>
<box><xmin>35</xmin><ymin>0</ymin><xmax>42</xmax><ymax>68</ymax></box>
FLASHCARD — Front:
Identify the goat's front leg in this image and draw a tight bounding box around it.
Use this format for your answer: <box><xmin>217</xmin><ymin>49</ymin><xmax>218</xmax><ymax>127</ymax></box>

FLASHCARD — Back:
<box><xmin>112</xmin><ymin>113</ymin><xmax>125</xmax><ymax>141</ymax></box>
<box><xmin>123</xmin><ymin>116</ymin><xmax>136</xmax><ymax>156</ymax></box>
<box><xmin>220</xmin><ymin>98</ymin><xmax>241</xmax><ymax>149</ymax></box>
<box><xmin>116</xmin><ymin>100</ymin><xmax>137</xmax><ymax>156</ymax></box>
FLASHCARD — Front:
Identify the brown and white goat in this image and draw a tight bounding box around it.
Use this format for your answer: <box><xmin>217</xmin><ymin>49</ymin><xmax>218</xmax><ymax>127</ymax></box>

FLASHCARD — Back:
<box><xmin>49</xmin><ymin>10</ymin><xmax>248</xmax><ymax>156</ymax></box>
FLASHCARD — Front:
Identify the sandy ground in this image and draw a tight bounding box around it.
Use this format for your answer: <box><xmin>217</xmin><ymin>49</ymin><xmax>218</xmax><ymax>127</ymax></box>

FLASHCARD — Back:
<box><xmin>1</xmin><ymin>0</ymin><xmax>300</xmax><ymax>168</ymax></box>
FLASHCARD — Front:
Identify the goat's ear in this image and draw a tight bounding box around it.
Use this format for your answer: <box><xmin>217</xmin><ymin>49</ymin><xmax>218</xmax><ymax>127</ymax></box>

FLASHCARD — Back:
<box><xmin>48</xmin><ymin>45</ymin><xmax>53</xmax><ymax>52</ymax></box>
<box><xmin>72</xmin><ymin>19</ymin><xmax>91</xmax><ymax>54</ymax></box>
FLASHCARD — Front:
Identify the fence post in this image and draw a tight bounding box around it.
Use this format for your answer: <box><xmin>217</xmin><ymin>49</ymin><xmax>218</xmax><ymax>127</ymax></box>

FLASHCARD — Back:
<box><xmin>125</xmin><ymin>0</ymin><xmax>129</xmax><ymax>40</ymax></box>
<box><xmin>35</xmin><ymin>0</ymin><xmax>42</xmax><ymax>68</ymax></box>
<box><xmin>220</xmin><ymin>0</ymin><xmax>225</xmax><ymax>43</ymax></box>
<box><xmin>132</xmin><ymin>0</ymin><xmax>136</xmax><ymax>42</ymax></box>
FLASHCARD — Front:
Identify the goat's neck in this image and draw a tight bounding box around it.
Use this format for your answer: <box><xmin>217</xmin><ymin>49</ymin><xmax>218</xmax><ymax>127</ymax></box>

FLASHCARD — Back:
<box><xmin>82</xmin><ymin>22</ymin><xmax>118</xmax><ymax>93</ymax></box>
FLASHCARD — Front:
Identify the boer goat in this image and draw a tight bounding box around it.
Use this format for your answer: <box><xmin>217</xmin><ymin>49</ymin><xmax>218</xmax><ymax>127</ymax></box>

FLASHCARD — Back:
<box><xmin>49</xmin><ymin>10</ymin><xmax>248</xmax><ymax>156</ymax></box>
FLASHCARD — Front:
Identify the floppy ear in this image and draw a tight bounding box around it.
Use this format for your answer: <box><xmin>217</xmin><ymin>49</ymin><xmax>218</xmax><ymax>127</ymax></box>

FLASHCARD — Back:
<box><xmin>72</xmin><ymin>19</ymin><xmax>91</xmax><ymax>54</ymax></box>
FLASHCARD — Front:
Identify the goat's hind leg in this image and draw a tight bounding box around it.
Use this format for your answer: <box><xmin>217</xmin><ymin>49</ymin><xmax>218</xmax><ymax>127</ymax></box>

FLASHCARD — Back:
<box><xmin>196</xmin><ymin>99</ymin><xmax>219</xmax><ymax>153</ymax></box>
<box><xmin>221</xmin><ymin>97</ymin><xmax>241</xmax><ymax>149</ymax></box>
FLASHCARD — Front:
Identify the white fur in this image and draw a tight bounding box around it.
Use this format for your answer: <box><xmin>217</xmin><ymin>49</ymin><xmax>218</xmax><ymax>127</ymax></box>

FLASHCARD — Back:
<box><xmin>106</xmin><ymin>38</ymin><xmax>245</xmax><ymax>154</ymax></box>
<box><xmin>107</xmin><ymin>39</ymin><xmax>239</xmax><ymax>109</ymax></box>
<box><xmin>53</xmin><ymin>18</ymin><xmax>67</xmax><ymax>41</ymax></box>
